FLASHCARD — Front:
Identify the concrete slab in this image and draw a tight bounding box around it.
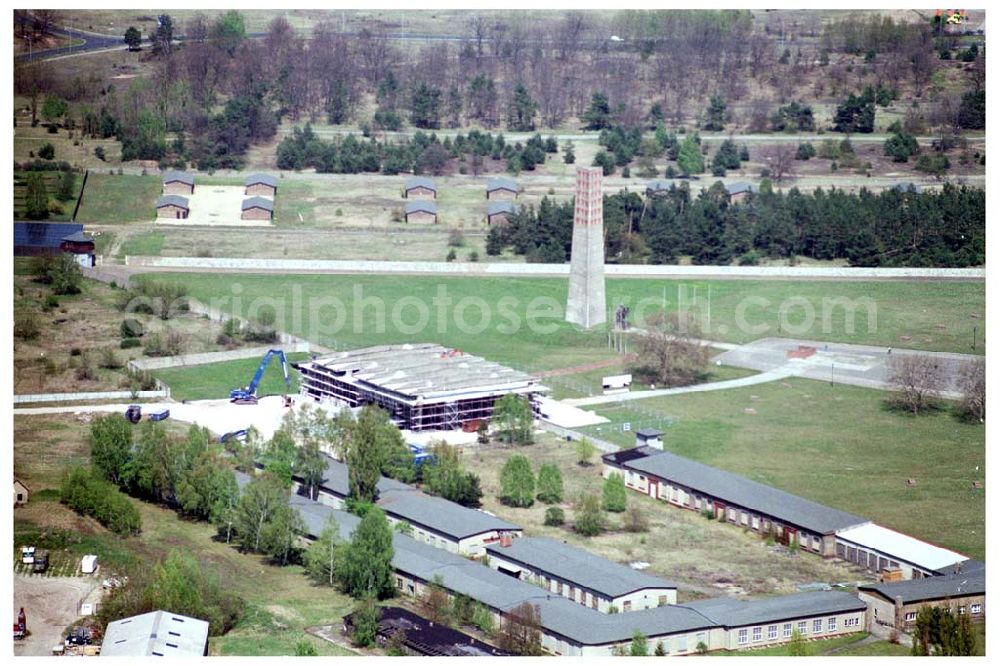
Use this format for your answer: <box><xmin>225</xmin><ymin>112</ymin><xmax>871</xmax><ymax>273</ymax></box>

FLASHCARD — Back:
<box><xmin>716</xmin><ymin>337</ymin><xmax>975</xmax><ymax>397</ymax></box>
<box><xmin>153</xmin><ymin>185</ymin><xmax>274</xmax><ymax>227</ymax></box>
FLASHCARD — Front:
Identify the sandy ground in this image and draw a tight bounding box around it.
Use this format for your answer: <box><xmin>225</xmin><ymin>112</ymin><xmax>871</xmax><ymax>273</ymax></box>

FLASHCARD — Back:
<box><xmin>13</xmin><ymin>395</ymin><xmax>295</xmax><ymax>441</ymax></box>
<box><xmin>13</xmin><ymin>395</ymin><xmax>483</xmax><ymax>446</ymax></box>
<box><xmin>155</xmin><ymin>185</ymin><xmax>274</xmax><ymax>227</ymax></box>
<box><xmin>12</xmin><ymin>575</ymin><xmax>101</xmax><ymax>656</ymax></box>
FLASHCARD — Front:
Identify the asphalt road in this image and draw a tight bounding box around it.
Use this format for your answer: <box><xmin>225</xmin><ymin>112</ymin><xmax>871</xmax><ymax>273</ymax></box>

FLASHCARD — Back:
<box><xmin>15</xmin><ymin>25</ymin><xmax>133</xmax><ymax>63</ymax></box>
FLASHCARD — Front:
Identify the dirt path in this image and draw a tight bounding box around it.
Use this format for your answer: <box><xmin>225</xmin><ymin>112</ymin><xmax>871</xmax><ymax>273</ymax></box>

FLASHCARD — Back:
<box><xmin>564</xmin><ymin>366</ymin><xmax>800</xmax><ymax>407</ymax></box>
<box><xmin>12</xmin><ymin>574</ymin><xmax>100</xmax><ymax>656</ymax></box>
<box><xmin>535</xmin><ymin>356</ymin><xmax>631</xmax><ymax>379</ymax></box>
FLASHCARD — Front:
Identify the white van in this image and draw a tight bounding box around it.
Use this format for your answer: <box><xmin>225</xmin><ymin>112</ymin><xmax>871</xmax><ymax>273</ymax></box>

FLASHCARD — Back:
<box><xmin>81</xmin><ymin>554</ymin><xmax>98</xmax><ymax>575</ymax></box>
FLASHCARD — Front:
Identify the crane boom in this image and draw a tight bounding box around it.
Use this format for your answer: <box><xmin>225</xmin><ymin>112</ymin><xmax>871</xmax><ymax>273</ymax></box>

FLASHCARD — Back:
<box><xmin>230</xmin><ymin>349</ymin><xmax>292</xmax><ymax>404</ymax></box>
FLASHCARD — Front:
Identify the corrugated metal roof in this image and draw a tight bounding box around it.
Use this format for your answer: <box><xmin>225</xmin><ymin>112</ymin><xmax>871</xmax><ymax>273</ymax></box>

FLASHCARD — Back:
<box><xmin>404</xmin><ymin>200</ymin><xmax>437</xmax><ymax>215</ymax></box>
<box><xmin>404</xmin><ymin>176</ymin><xmax>436</xmax><ymax>192</ymax></box>
<box><xmin>859</xmin><ymin>569</ymin><xmax>985</xmax><ymax>604</ymax></box>
<box><xmin>14</xmin><ymin>222</ymin><xmax>84</xmax><ymax>249</ymax></box>
<box><xmin>241</xmin><ymin>196</ymin><xmax>274</xmax><ymax>212</ymax></box>
<box><xmin>487</xmin><ymin>200</ymin><xmax>517</xmax><ymax>216</ymax></box>
<box><xmin>101</xmin><ymin>611</ymin><xmax>209</xmax><ymax>657</ymax></box>
<box><xmin>244</xmin><ymin>173</ymin><xmax>278</xmax><ymax>188</ymax></box>
<box><xmin>684</xmin><ymin>591</ymin><xmax>866</xmax><ymax>628</ymax></box>
<box><xmin>486</xmin><ymin>177</ymin><xmax>517</xmax><ymax>193</ymax></box>
<box><xmin>624</xmin><ymin>450</ymin><xmax>867</xmax><ymax>535</ymax></box>
<box><xmin>645</xmin><ymin>180</ymin><xmax>672</xmax><ymax>193</ymax></box>
<box><xmin>161</xmin><ymin>170</ymin><xmax>194</xmax><ymax>185</ymax></box>
<box><xmin>379</xmin><ymin>487</ymin><xmax>520</xmax><ymax>540</ymax></box>
<box><xmin>487</xmin><ymin>536</ymin><xmax>676</xmax><ymax>597</ymax></box>
<box><xmin>836</xmin><ymin>523</ymin><xmax>967</xmax><ymax>572</ymax></box>
<box><xmin>726</xmin><ymin>182</ymin><xmax>757</xmax><ymax>195</ymax></box>
<box><xmin>155</xmin><ymin>194</ymin><xmax>189</xmax><ymax>209</ymax></box>
<box><xmin>60</xmin><ymin>231</ymin><xmax>94</xmax><ymax>243</ymax></box>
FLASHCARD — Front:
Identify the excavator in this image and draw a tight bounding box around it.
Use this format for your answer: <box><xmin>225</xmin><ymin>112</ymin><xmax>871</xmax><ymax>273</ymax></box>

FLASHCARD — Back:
<box><xmin>230</xmin><ymin>349</ymin><xmax>292</xmax><ymax>405</ymax></box>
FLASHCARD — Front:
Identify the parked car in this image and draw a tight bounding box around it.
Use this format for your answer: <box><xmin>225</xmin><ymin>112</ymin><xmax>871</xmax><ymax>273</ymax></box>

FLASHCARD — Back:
<box><xmin>32</xmin><ymin>551</ymin><xmax>48</xmax><ymax>573</ymax></box>
<box><xmin>20</xmin><ymin>546</ymin><xmax>35</xmax><ymax>565</ymax></box>
<box><xmin>65</xmin><ymin>627</ymin><xmax>92</xmax><ymax>646</ymax></box>
<box><xmin>148</xmin><ymin>408</ymin><xmax>170</xmax><ymax>422</ymax></box>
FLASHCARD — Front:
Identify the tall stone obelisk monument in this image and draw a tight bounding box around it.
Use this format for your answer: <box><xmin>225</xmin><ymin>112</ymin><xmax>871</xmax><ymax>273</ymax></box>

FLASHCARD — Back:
<box><xmin>565</xmin><ymin>166</ymin><xmax>606</xmax><ymax>328</ymax></box>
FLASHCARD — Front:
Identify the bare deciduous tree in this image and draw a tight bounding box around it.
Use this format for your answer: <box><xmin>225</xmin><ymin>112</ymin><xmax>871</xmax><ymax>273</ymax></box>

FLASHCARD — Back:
<box><xmin>957</xmin><ymin>357</ymin><xmax>985</xmax><ymax>422</ymax></box>
<box><xmin>497</xmin><ymin>602</ymin><xmax>543</xmax><ymax>656</ymax></box>
<box><xmin>633</xmin><ymin>311</ymin><xmax>711</xmax><ymax>387</ymax></box>
<box><xmin>761</xmin><ymin>143</ymin><xmax>797</xmax><ymax>183</ymax></box>
<box><xmin>886</xmin><ymin>354</ymin><xmax>945</xmax><ymax>416</ymax></box>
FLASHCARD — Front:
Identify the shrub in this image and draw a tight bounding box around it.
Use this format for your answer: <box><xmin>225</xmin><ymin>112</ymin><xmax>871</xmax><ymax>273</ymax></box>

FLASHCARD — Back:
<box><xmin>14</xmin><ymin>312</ymin><xmax>41</xmax><ymax>340</ymax></box>
<box><xmin>60</xmin><ymin>466</ymin><xmax>141</xmax><ymax>535</ymax></box>
<box><xmin>44</xmin><ymin>294</ymin><xmax>60</xmax><ymax>311</ymax></box>
<box><xmin>623</xmin><ymin>506</ymin><xmax>649</xmax><ymax>533</ymax></box>
<box><xmin>120</xmin><ymin>318</ymin><xmax>145</xmax><ymax>339</ymax></box>
<box><xmin>76</xmin><ymin>354</ymin><xmax>97</xmax><ymax>381</ymax></box>
<box><xmin>795</xmin><ymin>142</ymin><xmax>816</xmax><ymax>160</ymax></box>
<box><xmin>99</xmin><ymin>347</ymin><xmax>123</xmax><ymax>369</ymax></box>
<box><xmin>544</xmin><ymin>506</ymin><xmax>565</xmax><ymax>526</ymax></box>
<box><xmin>915</xmin><ymin>153</ymin><xmax>950</xmax><ymax>177</ymax></box>
<box><xmin>468</xmin><ymin>250</ymin><xmax>479</xmax><ymax>263</ymax></box>
<box><xmin>120</xmin><ymin>337</ymin><xmax>141</xmax><ymax>349</ymax></box>
<box><xmin>94</xmin><ymin>146</ymin><xmax>106</xmax><ymax>161</ymax></box>
<box><xmin>448</xmin><ymin>228</ymin><xmax>465</xmax><ymax>247</ymax></box>
<box><xmin>38</xmin><ymin>143</ymin><xmax>56</xmax><ymax>160</ymax></box>
<box><xmin>445</xmin><ymin>248</ymin><xmax>457</xmax><ymax>262</ymax></box>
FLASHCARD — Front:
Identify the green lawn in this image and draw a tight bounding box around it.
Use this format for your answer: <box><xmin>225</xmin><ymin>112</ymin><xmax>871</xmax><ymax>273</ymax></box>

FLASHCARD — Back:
<box><xmin>139</xmin><ymin>274</ymin><xmax>984</xmax><ymax>366</ymax></box>
<box><xmin>833</xmin><ymin>640</ymin><xmax>912</xmax><ymax>656</ymax></box>
<box><xmin>119</xmin><ymin>231</ymin><xmax>165</xmax><ymax>257</ymax></box>
<box><xmin>76</xmin><ymin>173</ymin><xmax>161</xmax><ymax>224</ymax></box>
<box><xmin>151</xmin><ymin>352</ymin><xmax>310</xmax><ymax>402</ymax></box>
<box><xmin>587</xmin><ymin>378</ymin><xmax>985</xmax><ymax>560</ymax></box>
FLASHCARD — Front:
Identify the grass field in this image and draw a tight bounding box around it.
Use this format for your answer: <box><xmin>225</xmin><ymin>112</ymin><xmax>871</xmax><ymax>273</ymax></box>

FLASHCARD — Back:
<box><xmin>471</xmin><ymin>433</ymin><xmax>877</xmax><ymax>597</ymax></box>
<box><xmin>141</xmin><ymin>273</ymin><xmax>986</xmax><ymax>362</ymax></box>
<box><xmin>118</xmin><ymin>230</ymin><xmax>165</xmax><ymax>257</ymax></box>
<box><xmin>716</xmin><ymin>632</ymin><xmax>869</xmax><ymax>656</ymax></box>
<box><xmin>151</xmin><ymin>352</ymin><xmax>310</xmax><ymax>402</ymax></box>
<box><xmin>585</xmin><ymin>378</ymin><xmax>985</xmax><ymax>560</ymax></box>
<box><xmin>831</xmin><ymin>640</ymin><xmax>912</xmax><ymax>656</ymax></box>
<box><xmin>75</xmin><ymin>173</ymin><xmax>161</xmax><ymax>224</ymax></box>
<box><xmin>13</xmin><ymin>413</ymin><xmax>357</xmax><ymax>656</ymax></box>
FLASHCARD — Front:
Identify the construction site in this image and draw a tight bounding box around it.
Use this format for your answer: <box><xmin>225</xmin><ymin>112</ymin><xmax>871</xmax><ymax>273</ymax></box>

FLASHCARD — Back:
<box><xmin>296</xmin><ymin>343</ymin><xmax>548</xmax><ymax>431</ymax></box>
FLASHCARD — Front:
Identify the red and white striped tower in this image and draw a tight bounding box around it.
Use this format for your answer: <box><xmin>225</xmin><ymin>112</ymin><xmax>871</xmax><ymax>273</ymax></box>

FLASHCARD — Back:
<box><xmin>565</xmin><ymin>166</ymin><xmax>607</xmax><ymax>328</ymax></box>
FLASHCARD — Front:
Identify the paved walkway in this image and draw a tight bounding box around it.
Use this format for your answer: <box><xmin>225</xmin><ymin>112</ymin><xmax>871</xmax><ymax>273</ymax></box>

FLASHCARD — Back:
<box><xmin>563</xmin><ymin>366</ymin><xmax>799</xmax><ymax>407</ymax></box>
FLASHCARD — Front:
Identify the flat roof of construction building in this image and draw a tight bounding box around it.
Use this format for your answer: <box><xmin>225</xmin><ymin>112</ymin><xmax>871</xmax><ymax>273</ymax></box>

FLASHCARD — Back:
<box><xmin>304</xmin><ymin>344</ymin><xmax>545</xmax><ymax>402</ymax></box>
<box><xmin>835</xmin><ymin>523</ymin><xmax>968</xmax><ymax>572</ymax></box>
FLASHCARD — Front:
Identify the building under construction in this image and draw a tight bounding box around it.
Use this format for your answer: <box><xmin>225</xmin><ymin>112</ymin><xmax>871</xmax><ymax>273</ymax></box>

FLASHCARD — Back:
<box><xmin>296</xmin><ymin>344</ymin><xmax>546</xmax><ymax>431</ymax></box>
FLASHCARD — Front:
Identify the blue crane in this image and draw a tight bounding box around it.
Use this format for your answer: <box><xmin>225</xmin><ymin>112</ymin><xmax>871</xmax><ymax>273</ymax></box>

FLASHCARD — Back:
<box><xmin>230</xmin><ymin>349</ymin><xmax>292</xmax><ymax>404</ymax></box>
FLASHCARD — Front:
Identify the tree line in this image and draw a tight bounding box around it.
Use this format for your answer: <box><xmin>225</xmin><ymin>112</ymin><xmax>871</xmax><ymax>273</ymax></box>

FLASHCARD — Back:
<box><xmin>15</xmin><ymin>10</ymin><xmax>984</xmax><ymax>176</ymax></box>
<box><xmin>487</xmin><ymin>182</ymin><xmax>984</xmax><ymax>267</ymax></box>
<box><xmin>276</xmin><ymin>125</ymin><xmax>557</xmax><ymax>176</ymax></box>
